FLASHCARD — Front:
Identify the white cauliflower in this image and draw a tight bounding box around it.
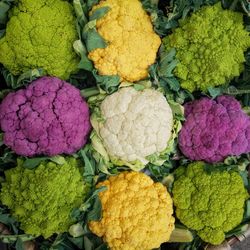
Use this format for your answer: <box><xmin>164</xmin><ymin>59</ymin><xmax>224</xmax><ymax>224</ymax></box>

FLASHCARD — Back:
<box><xmin>90</xmin><ymin>87</ymin><xmax>179</xmax><ymax>170</ymax></box>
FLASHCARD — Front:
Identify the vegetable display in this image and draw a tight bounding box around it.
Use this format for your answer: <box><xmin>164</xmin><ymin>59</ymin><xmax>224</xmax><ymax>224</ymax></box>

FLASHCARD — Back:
<box><xmin>0</xmin><ymin>0</ymin><xmax>250</xmax><ymax>250</ymax></box>
<box><xmin>0</xmin><ymin>157</ymin><xmax>88</xmax><ymax>238</ymax></box>
<box><xmin>0</xmin><ymin>77</ymin><xmax>91</xmax><ymax>156</ymax></box>
<box><xmin>163</xmin><ymin>2</ymin><xmax>250</xmax><ymax>92</ymax></box>
<box><xmin>179</xmin><ymin>95</ymin><xmax>250</xmax><ymax>162</ymax></box>
<box><xmin>0</xmin><ymin>0</ymin><xmax>79</xmax><ymax>79</ymax></box>
<box><xmin>90</xmin><ymin>86</ymin><xmax>183</xmax><ymax>170</ymax></box>
<box><xmin>87</xmin><ymin>0</ymin><xmax>161</xmax><ymax>82</ymax></box>
<box><xmin>173</xmin><ymin>162</ymin><xmax>249</xmax><ymax>245</ymax></box>
<box><xmin>89</xmin><ymin>171</ymin><xmax>175</xmax><ymax>250</ymax></box>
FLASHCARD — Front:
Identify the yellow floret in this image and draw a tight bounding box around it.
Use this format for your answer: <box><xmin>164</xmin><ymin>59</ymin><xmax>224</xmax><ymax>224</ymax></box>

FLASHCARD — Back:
<box><xmin>89</xmin><ymin>171</ymin><xmax>175</xmax><ymax>250</ymax></box>
<box><xmin>88</xmin><ymin>0</ymin><xmax>161</xmax><ymax>82</ymax></box>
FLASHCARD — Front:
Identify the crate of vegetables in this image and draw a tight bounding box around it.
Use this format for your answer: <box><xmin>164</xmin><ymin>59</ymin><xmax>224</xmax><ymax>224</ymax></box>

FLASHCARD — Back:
<box><xmin>0</xmin><ymin>0</ymin><xmax>250</xmax><ymax>250</ymax></box>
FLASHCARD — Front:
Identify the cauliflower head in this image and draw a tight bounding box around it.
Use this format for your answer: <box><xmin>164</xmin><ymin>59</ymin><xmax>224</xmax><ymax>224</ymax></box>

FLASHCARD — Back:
<box><xmin>179</xmin><ymin>95</ymin><xmax>250</xmax><ymax>162</ymax></box>
<box><xmin>0</xmin><ymin>77</ymin><xmax>91</xmax><ymax>157</ymax></box>
<box><xmin>91</xmin><ymin>87</ymin><xmax>174</xmax><ymax>169</ymax></box>
<box><xmin>163</xmin><ymin>3</ymin><xmax>250</xmax><ymax>92</ymax></box>
<box><xmin>0</xmin><ymin>157</ymin><xmax>89</xmax><ymax>238</ymax></box>
<box><xmin>88</xmin><ymin>0</ymin><xmax>161</xmax><ymax>82</ymax></box>
<box><xmin>173</xmin><ymin>162</ymin><xmax>249</xmax><ymax>245</ymax></box>
<box><xmin>89</xmin><ymin>171</ymin><xmax>175</xmax><ymax>250</ymax></box>
<box><xmin>0</xmin><ymin>0</ymin><xmax>79</xmax><ymax>79</ymax></box>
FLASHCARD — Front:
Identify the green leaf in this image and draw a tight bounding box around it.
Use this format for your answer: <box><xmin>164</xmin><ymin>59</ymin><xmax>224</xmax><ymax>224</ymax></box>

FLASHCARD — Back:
<box><xmin>23</xmin><ymin>157</ymin><xmax>48</xmax><ymax>169</ymax></box>
<box><xmin>15</xmin><ymin>238</ymin><xmax>25</xmax><ymax>250</ymax></box>
<box><xmin>0</xmin><ymin>214</ymin><xmax>19</xmax><ymax>234</ymax></box>
<box><xmin>133</xmin><ymin>84</ymin><xmax>145</xmax><ymax>91</ymax></box>
<box><xmin>73</xmin><ymin>40</ymin><xmax>93</xmax><ymax>71</ymax></box>
<box><xmin>87</xmin><ymin>0</ymin><xmax>99</xmax><ymax>10</ymax></box>
<box><xmin>17</xmin><ymin>68</ymin><xmax>46</xmax><ymax>86</ymax></box>
<box><xmin>50</xmin><ymin>156</ymin><xmax>66</xmax><ymax>165</ymax></box>
<box><xmin>73</xmin><ymin>0</ymin><xmax>88</xmax><ymax>27</ymax></box>
<box><xmin>86</xmin><ymin>196</ymin><xmax>102</xmax><ymax>222</ymax></box>
<box><xmin>84</xmin><ymin>236</ymin><xmax>94</xmax><ymax>250</ymax></box>
<box><xmin>2</xmin><ymin>68</ymin><xmax>45</xmax><ymax>89</ymax></box>
<box><xmin>0</xmin><ymin>148</ymin><xmax>16</xmax><ymax>171</ymax></box>
<box><xmin>93</xmin><ymin>70</ymin><xmax>120</xmax><ymax>94</ymax></box>
<box><xmin>207</xmin><ymin>86</ymin><xmax>224</xmax><ymax>98</ymax></box>
<box><xmin>68</xmin><ymin>236</ymin><xmax>84</xmax><ymax>249</ymax></box>
<box><xmin>89</xmin><ymin>6</ymin><xmax>110</xmax><ymax>21</ymax></box>
<box><xmin>79</xmin><ymin>147</ymin><xmax>96</xmax><ymax>185</ymax></box>
<box><xmin>0</xmin><ymin>1</ymin><xmax>10</xmax><ymax>24</ymax></box>
<box><xmin>164</xmin><ymin>77</ymin><xmax>180</xmax><ymax>91</ymax></box>
<box><xmin>0</xmin><ymin>28</ymin><xmax>5</xmax><ymax>38</ymax></box>
<box><xmin>0</xmin><ymin>234</ymin><xmax>35</xmax><ymax>244</ymax></box>
<box><xmin>85</xmin><ymin>29</ymin><xmax>107</xmax><ymax>52</ymax></box>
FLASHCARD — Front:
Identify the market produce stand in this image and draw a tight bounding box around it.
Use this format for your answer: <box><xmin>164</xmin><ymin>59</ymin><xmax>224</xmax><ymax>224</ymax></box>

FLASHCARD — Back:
<box><xmin>1</xmin><ymin>0</ymin><xmax>250</xmax><ymax>249</ymax></box>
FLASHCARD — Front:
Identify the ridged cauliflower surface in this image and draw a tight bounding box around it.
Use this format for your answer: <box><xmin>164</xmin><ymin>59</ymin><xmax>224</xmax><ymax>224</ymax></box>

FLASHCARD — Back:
<box><xmin>0</xmin><ymin>157</ymin><xmax>88</xmax><ymax>238</ymax></box>
<box><xmin>173</xmin><ymin>162</ymin><xmax>249</xmax><ymax>245</ymax></box>
<box><xmin>96</xmin><ymin>87</ymin><xmax>173</xmax><ymax>165</ymax></box>
<box><xmin>0</xmin><ymin>77</ymin><xmax>91</xmax><ymax>156</ymax></box>
<box><xmin>0</xmin><ymin>0</ymin><xmax>79</xmax><ymax>79</ymax></box>
<box><xmin>89</xmin><ymin>171</ymin><xmax>175</xmax><ymax>250</ymax></box>
<box><xmin>88</xmin><ymin>0</ymin><xmax>161</xmax><ymax>82</ymax></box>
<box><xmin>179</xmin><ymin>95</ymin><xmax>250</xmax><ymax>162</ymax></box>
<box><xmin>164</xmin><ymin>3</ymin><xmax>250</xmax><ymax>92</ymax></box>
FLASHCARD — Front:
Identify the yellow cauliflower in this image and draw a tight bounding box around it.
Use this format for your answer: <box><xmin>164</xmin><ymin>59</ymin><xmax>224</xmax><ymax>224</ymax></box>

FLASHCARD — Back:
<box><xmin>88</xmin><ymin>0</ymin><xmax>161</xmax><ymax>82</ymax></box>
<box><xmin>89</xmin><ymin>171</ymin><xmax>175</xmax><ymax>250</ymax></box>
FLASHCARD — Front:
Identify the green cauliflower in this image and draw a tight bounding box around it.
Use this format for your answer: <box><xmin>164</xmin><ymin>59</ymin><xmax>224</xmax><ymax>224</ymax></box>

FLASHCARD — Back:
<box><xmin>0</xmin><ymin>0</ymin><xmax>79</xmax><ymax>79</ymax></box>
<box><xmin>163</xmin><ymin>3</ymin><xmax>250</xmax><ymax>92</ymax></box>
<box><xmin>172</xmin><ymin>162</ymin><xmax>249</xmax><ymax>245</ymax></box>
<box><xmin>0</xmin><ymin>157</ymin><xmax>88</xmax><ymax>238</ymax></box>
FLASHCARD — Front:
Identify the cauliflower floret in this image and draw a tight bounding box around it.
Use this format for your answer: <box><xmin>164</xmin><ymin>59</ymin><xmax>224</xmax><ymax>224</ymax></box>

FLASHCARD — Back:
<box><xmin>179</xmin><ymin>95</ymin><xmax>250</xmax><ymax>162</ymax></box>
<box><xmin>164</xmin><ymin>3</ymin><xmax>250</xmax><ymax>92</ymax></box>
<box><xmin>0</xmin><ymin>77</ymin><xmax>91</xmax><ymax>156</ymax></box>
<box><xmin>96</xmin><ymin>87</ymin><xmax>173</xmax><ymax>165</ymax></box>
<box><xmin>0</xmin><ymin>0</ymin><xmax>79</xmax><ymax>79</ymax></box>
<box><xmin>0</xmin><ymin>157</ymin><xmax>89</xmax><ymax>238</ymax></box>
<box><xmin>89</xmin><ymin>171</ymin><xmax>175</xmax><ymax>250</ymax></box>
<box><xmin>88</xmin><ymin>0</ymin><xmax>161</xmax><ymax>82</ymax></box>
<box><xmin>173</xmin><ymin>162</ymin><xmax>249</xmax><ymax>245</ymax></box>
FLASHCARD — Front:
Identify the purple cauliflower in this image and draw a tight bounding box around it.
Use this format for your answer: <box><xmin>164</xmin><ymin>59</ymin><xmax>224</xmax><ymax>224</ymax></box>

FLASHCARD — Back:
<box><xmin>179</xmin><ymin>95</ymin><xmax>250</xmax><ymax>162</ymax></box>
<box><xmin>0</xmin><ymin>77</ymin><xmax>91</xmax><ymax>156</ymax></box>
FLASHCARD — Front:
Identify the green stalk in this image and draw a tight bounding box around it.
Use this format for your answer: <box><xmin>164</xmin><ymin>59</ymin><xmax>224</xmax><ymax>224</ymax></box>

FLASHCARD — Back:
<box><xmin>169</xmin><ymin>228</ymin><xmax>194</xmax><ymax>242</ymax></box>
<box><xmin>81</xmin><ymin>87</ymin><xmax>100</xmax><ymax>98</ymax></box>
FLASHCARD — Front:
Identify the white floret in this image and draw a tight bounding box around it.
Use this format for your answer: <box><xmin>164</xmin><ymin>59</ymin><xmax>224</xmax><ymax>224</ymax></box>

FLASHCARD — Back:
<box><xmin>99</xmin><ymin>87</ymin><xmax>173</xmax><ymax>164</ymax></box>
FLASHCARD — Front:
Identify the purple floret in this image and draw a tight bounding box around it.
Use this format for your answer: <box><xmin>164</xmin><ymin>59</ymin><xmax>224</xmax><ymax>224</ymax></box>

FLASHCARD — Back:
<box><xmin>179</xmin><ymin>95</ymin><xmax>250</xmax><ymax>162</ymax></box>
<box><xmin>0</xmin><ymin>77</ymin><xmax>92</xmax><ymax>156</ymax></box>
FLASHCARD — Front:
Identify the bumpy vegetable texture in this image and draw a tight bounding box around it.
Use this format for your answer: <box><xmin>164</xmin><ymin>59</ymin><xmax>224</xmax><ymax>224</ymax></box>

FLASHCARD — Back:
<box><xmin>0</xmin><ymin>77</ymin><xmax>91</xmax><ymax>156</ymax></box>
<box><xmin>88</xmin><ymin>0</ymin><xmax>161</xmax><ymax>82</ymax></box>
<box><xmin>0</xmin><ymin>0</ymin><xmax>79</xmax><ymax>79</ymax></box>
<box><xmin>173</xmin><ymin>162</ymin><xmax>249</xmax><ymax>245</ymax></box>
<box><xmin>179</xmin><ymin>95</ymin><xmax>250</xmax><ymax>162</ymax></box>
<box><xmin>163</xmin><ymin>2</ymin><xmax>250</xmax><ymax>92</ymax></box>
<box><xmin>89</xmin><ymin>171</ymin><xmax>175</xmax><ymax>250</ymax></box>
<box><xmin>90</xmin><ymin>87</ymin><xmax>182</xmax><ymax>170</ymax></box>
<box><xmin>0</xmin><ymin>157</ymin><xmax>88</xmax><ymax>238</ymax></box>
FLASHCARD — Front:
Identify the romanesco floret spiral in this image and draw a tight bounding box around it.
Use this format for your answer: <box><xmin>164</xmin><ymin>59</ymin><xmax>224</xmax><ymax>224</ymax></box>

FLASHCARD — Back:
<box><xmin>0</xmin><ymin>0</ymin><xmax>79</xmax><ymax>79</ymax></box>
<box><xmin>164</xmin><ymin>3</ymin><xmax>250</xmax><ymax>92</ymax></box>
<box><xmin>0</xmin><ymin>157</ymin><xmax>88</xmax><ymax>238</ymax></box>
<box><xmin>89</xmin><ymin>171</ymin><xmax>175</xmax><ymax>250</ymax></box>
<box><xmin>173</xmin><ymin>162</ymin><xmax>249</xmax><ymax>245</ymax></box>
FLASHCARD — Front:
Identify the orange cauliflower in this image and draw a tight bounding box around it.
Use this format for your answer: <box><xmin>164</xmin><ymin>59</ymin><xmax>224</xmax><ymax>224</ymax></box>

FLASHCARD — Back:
<box><xmin>89</xmin><ymin>171</ymin><xmax>175</xmax><ymax>250</ymax></box>
<box><xmin>88</xmin><ymin>0</ymin><xmax>161</xmax><ymax>82</ymax></box>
